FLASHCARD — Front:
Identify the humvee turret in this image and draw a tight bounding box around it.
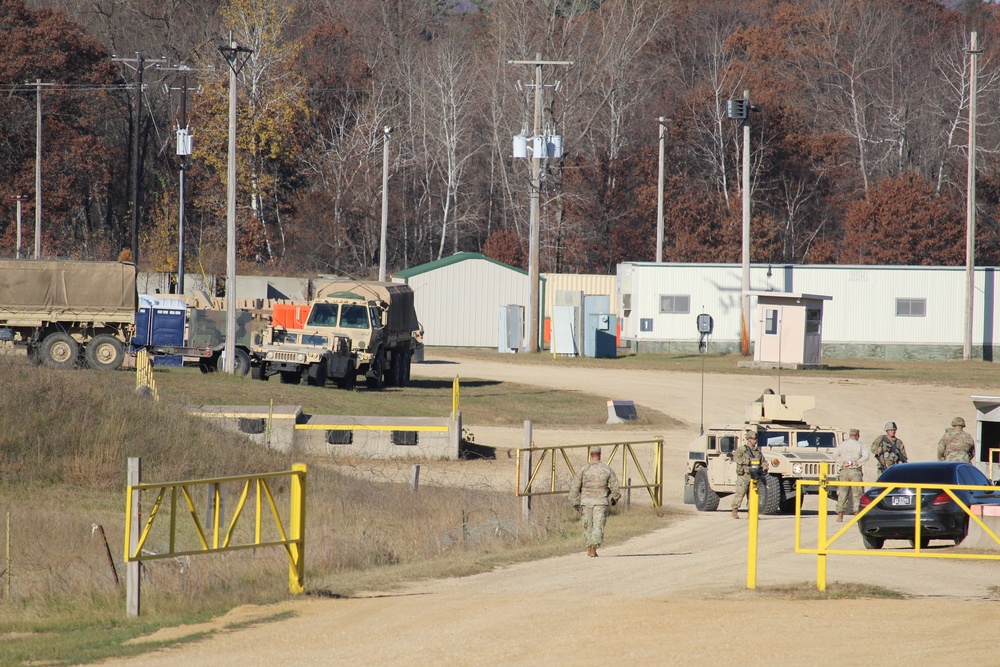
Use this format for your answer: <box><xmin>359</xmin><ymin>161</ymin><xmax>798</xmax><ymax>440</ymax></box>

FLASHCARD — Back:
<box><xmin>683</xmin><ymin>394</ymin><xmax>844</xmax><ymax>514</ymax></box>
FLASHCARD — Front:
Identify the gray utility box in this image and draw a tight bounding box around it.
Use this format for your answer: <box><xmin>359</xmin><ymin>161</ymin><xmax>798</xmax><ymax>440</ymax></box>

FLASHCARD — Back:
<box><xmin>585</xmin><ymin>313</ymin><xmax>617</xmax><ymax>358</ymax></box>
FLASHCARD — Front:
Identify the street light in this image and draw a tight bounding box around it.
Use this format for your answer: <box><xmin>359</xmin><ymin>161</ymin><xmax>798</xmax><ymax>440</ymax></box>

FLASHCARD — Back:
<box><xmin>726</xmin><ymin>91</ymin><xmax>758</xmax><ymax>357</ymax></box>
<box><xmin>217</xmin><ymin>35</ymin><xmax>253</xmax><ymax>375</ymax></box>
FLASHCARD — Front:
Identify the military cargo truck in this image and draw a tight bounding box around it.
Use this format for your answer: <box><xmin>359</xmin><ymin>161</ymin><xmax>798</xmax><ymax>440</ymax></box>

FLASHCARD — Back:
<box><xmin>304</xmin><ymin>280</ymin><xmax>421</xmax><ymax>390</ymax></box>
<box><xmin>683</xmin><ymin>394</ymin><xmax>844</xmax><ymax>514</ymax></box>
<box><xmin>0</xmin><ymin>260</ymin><xmax>137</xmax><ymax>370</ymax></box>
<box><xmin>248</xmin><ymin>327</ymin><xmax>355</xmax><ymax>388</ymax></box>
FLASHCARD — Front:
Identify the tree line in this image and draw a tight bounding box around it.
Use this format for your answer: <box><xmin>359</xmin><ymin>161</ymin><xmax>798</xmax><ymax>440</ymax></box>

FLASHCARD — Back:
<box><xmin>2</xmin><ymin>0</ymin><xmax>999</xmax><ymax>283</ymax></box>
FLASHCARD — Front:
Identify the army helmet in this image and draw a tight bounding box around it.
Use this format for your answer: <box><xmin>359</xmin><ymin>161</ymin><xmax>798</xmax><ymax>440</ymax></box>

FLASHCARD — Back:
<box><xmin>952</xmin><ymin>416</ymin><xmax>966</xmax><ymax>427</ymax></box>
<box><xmin>588</xmin><ymin>446</ymin><xmax>602</xmax><ymax>456</ymax></box>
<box><xmin>744</xmin><ymin>430</ymin><xmax>758</xmax><ymax>442</ymax></box>
<box><xmin>884</xmin><ymin>421</ymin><xmax>897</xmax><ymax>431</ymax></box>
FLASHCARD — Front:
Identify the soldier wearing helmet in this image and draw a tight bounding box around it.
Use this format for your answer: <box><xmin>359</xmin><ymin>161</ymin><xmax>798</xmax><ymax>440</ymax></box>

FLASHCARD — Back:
<box><xmin>568</xmin><ymin>446</ymin><xmax>622</xmax><ymax>557</ymax></box>
<box><xmin>731</xmin><ymin>430</ymin><xmax>768</xmax><ymax>518</ymax></box>
<box><xmin>936</xmin><ymin>417</ymin><xmax>976</xmax><ymax>463</ymax></box>
<box><xmin>871</xmin><ymin>421</ymin><xmax>907</xmax><ymax>475</ymax></box>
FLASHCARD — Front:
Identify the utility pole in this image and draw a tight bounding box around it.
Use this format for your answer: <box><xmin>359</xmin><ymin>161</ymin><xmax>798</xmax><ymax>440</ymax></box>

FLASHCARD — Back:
<box><xmin>507</xmin><ymin>54</ymin><xmax>572</xmax><ymax>353</ymax></box>
<box><xmin>160</xmin><ymin>64</ymin><xmax>213</xmax><ymax>295</ymax></box>
<box><xmin>27</xmin><ymin>79</ymin><xmax>52</xmax><ymax>259</ymax></box>
<box><xmin>379</xmin><ymin>126</ymin><xmax>392</xmax><ymax>282</ymax></box>
<box><xmin>741</xmin><ymin>89</ymin><xmax>751</xmax><ymax>357</ymax></box>
<box><xmin>655</xmin><ymin>117</ymin><xmax>671</xmax><ymax>263</ymax></box>
<box><xmin>112</xmin><ymin>53</ymin><xmax>166</xmax><ymax>267</ymax></box>
<box><xmin>965</xmin><ymin>32</ymin><xmax>981</xmax><ymax>361</ymax></box>
<box><xmin>218</xmin><ymin>35</ymin><xmax>254</xmax><ymax>375</ymax></box>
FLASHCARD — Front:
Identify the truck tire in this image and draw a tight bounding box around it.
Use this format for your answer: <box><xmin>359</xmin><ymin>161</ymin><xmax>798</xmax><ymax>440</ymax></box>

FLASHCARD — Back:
<box><xmin>85</xmin><ymin>334</ymin><xmax>125</xmax><ymax>371</ymax></box>
<box><xmin>307</xmin><ymin>362</ymin><xmax>328</xmax><ymax>387</ymax></box>
<box><xmin>279</xmin><ymin>371</ymin><xmax>301</xmax><ymax>384</ymax></box>
<box><xmin>40</xmin><ymin>332</ymin><xmax>79</xmax><ymax>370</ymax></box>
<box><xmin>402</xmin><ymin>354</ymin><xmax>411</xmax><ymax>386</ymax></box>
<box><xmin>693</xmin><ymin>468</ymin><xmax>720</xmax><ymax>511</ymax></box>
<box><xmin>251</xmin><ymin>363</ymin><xmax>268</xmax><ymax>381</ymax></box>
<box><xmin>216</xmin><ymin>348</ymin><xmax>251</xmax><ymax>376</ymax></box>
<box><xmin>366</xmin><ymin>354</ymin><xmax>385</xmax><ymax>390</ymax></box>
<box><xmin>335</xmin><ymin>361</ymin><xmax>356</xmax><ymax>390</ymax></box>
<box><xmin>758</xmin><ymin>474</ymin><xmax>784</xmax><ymax>515</ymax></box>
<box><xmin>389</xmin><ymin>350</ymin><xmax>406</xmax><ymax>387</ymax></box>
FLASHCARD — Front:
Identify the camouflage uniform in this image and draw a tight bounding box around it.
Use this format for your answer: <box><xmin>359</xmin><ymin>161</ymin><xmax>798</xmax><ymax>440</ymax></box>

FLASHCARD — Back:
<box><xmin>731</xmin><ymin>434</ymin><xmax>768</xmax><ymax>516</ymax></box>
<box><xmin>569</xmin><ymin>447</ymin><xmax>622</xmax><ymax>556</ymax></box>
<box><xmin>936</xmin><ymin>417</ymin><xmax>975</xmax><ymax>463</ymax></box>
<box><xmin>835</xmin><ymin>431</ymin><xmax>870</xmax><ymax>517</ymax></box>
<box><xmin>871</xmin><ymin>430</ymin><xmax>907</xmax><ymax>475</ymax></box>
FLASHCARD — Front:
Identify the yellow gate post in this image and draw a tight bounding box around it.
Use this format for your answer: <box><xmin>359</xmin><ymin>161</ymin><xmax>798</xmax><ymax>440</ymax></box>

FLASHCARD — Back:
<box><xmin>817</xmin><ymin>462</ymin><xmax>830</xmax><ymax>591</ymax></box>
<box><xmin>288</xmin><ymin>463</ymin><xmax>307</xmax><ymax>594</ymax></box>
<box><xmin>747</xmin><ymin>478</ymin><xmax>759</xmax><ymax>589</ymax></box>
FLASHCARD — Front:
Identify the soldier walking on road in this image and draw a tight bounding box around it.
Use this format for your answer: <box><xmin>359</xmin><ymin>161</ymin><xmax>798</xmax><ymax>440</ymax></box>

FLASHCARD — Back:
<box><xmin>569</xmin><ymin>446</ymin><xmax>621</xmax><ymax>557</ymax></box>
<box><xmin>731</xmin><ymin>431</ymin><xmax>768</xmax><ymax>518</ymax></box>
<box><xmin>871</xmin><ymin>421</ymin><xmax>907</xmax><ymax>475</ymax></box>
<box><xmin>937</xmin><ymin>417</ymin><xmax>976</xmax><ymax>463</ymax></box>
<box><xmin>836</xmin><ymin>429</ymin><xmax>870</xmax><ymax>522</ymax></box>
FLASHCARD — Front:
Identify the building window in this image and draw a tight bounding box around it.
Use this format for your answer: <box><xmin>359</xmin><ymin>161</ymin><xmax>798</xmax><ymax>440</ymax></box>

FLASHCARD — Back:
<box><xmin>659</xmin><ymin>294</ymin><xmax>691</xmax><ymax>314</ymax></box>
<box><xmin>806</xmin><ymin>308</ymin><xmax>822</xmax><ymax>334</ymax></box>
<box><xmin>896</xmin><ymin>298</ymin><xmax>926</xmax><ymax>317</ymax></box>
<box><xmin>764</xmin><ymin>309</ymin><xmax>778</xmax><ymax>335</ymax></box>
<box><xmin>392</xmin><ymin>431</ymin><xmax>419</xmax><ymax>446</ymax></box>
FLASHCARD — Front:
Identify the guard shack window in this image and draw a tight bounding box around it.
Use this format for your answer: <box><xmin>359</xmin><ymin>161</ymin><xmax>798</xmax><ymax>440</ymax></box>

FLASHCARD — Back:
<box><xmin>659</xmin><ymin>295</ymin><xmax>690</xmax><ymax>314</ymax></box>
<box><xmin>806</xmin><ymin>308</ymin><xmax>822</xmax><ymax>334</ymax></box>
<box><xmin>896</xmin><ymin>298</ymin><xmax>926</xmax><ymax>317</ymax></box>
<box><xmin>764</xmin><ymin>309</ymin><xmax>778</xmax><ymax>335</ymax></box>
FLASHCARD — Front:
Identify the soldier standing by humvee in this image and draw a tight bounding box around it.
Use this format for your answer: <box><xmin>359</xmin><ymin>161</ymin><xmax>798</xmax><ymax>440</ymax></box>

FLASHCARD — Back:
<box><xmin>871</xmin><ymin>421</ymin><xmax>907</xmax><ymax>475</ymax></box>
<box><xmin>731</xmin><ymin>431</ymin><xmax>768</xmax><ymax>518</ymax></box>
<box><xmin>936</xmin><ymin>417</ymin><xmax>976</xmax><ymax>463</ymax></box>
<box><xmin>569</xmin><ymin>446</ymin><xmax>622</xmax><ymax>557</ymax></box>
<box><xmin>835</xmin><ymin>428</ymin><xmax>870</xmax><ymax>522</ymax></box>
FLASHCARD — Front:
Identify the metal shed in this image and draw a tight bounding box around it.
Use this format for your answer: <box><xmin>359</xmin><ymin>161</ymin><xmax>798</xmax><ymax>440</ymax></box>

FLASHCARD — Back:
<box><xmin>393</xmin><ymin>253</ymin><xmax>537</xmax><ymax>348</ymax></box>
<box><xmin>617</xmin><ymin>262</ymin><xmax>1000</xmax><ymax>360</ymax></box>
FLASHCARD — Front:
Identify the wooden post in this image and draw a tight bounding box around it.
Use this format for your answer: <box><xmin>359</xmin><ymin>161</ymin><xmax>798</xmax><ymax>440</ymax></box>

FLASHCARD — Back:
<box><xmin>4</xmin><ymin>511</ymin><xmax>10</xmax><ymax>598</ymax></box>
<box><xmin>520</xmin><ymin>420</ymin><xmax>533</xmax><ymax>521</ymax></box>
<box><xmin>410</xmin><ymin>464</ymin><xmax>421</xmax><ymax>492</ymax></box>
<box><xmin>126</xmin><ymin>457</ymin><xmax>141</xmax><ymax>617</ymax></box>
<box><xmin>626</xmin><ymin>477</ymin><xmax>632</xmax><ymax>507</ymax></box>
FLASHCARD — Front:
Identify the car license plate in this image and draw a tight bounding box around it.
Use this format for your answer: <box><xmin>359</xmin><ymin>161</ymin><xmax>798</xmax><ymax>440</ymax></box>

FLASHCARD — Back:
<box><xmin>891</xmin><ymin>496</ymin><xmax>912</xmax><ymax>507</ymax></box>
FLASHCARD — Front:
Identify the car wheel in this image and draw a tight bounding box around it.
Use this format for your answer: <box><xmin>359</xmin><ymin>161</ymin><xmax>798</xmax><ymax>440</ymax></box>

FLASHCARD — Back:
<box><xmin>954</xmin><ymin>517</ymin><xmax>970</xmax><ymax>546</ymax></box>
<box><xmin>693</xmin><ymin>468</ymin><xmax>720</xmax><ymax>512</ymax></box>
<box><xmin>862</xmin><ymin>534</ymin><xmax>884</xmax><ymax>550</ymax></box>
<box><xmin>758</xmin><ymin>474</ymin><xmax>783</xmax><ymax>515</ymax></box>
<box><xmin>908</xmin><ymin>536</ymin><xmax>930</xmax><ymax>550</ymax></box>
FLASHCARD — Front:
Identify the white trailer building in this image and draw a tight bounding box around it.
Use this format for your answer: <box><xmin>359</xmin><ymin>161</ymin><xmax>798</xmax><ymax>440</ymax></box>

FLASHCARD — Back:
<box><xmin>617</xmin><ymin>262</ymin><xmax>1000</xmax><ymax>360</ymax></box>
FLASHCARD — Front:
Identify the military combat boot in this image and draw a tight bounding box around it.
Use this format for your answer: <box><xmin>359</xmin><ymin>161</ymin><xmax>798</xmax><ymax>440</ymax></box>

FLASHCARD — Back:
<box><xmin>837</xmin><ymin>512</ymin><xmax>844</xmax><ymax>522</ymax></box>
<box><xmin>732</xmin><ymin>508</ymin><xmax>739</xmax><ymax>519</ymax></box>
<box><xmin>587</xmin><ymin>545</ymin><xmax>597</xmax><ymax>557</ymax></box>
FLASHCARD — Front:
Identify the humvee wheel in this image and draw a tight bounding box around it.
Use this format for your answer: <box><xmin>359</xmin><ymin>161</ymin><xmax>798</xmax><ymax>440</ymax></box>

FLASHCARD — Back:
<box><xmin>693</xmin><ymin>468</ymin><xmax>720</xmax><ymax>511</ymax></box>
<box><xmin>758</xmin><ymin>474</ymin><xmax>784</xmax><ymax>515</ymax></box>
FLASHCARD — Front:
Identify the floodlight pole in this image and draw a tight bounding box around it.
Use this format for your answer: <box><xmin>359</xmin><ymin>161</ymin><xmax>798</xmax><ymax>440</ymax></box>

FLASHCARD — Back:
<box><xmin>218</xmin><ymin>35</ymin><xmax>253</xmax><ymax>375</ymax></box>
<box><xmin>507</xmin><ymin>55</ymin><xmax>572</xmax><ymax>352</ymax></box>
<box><xmin>379</xmin><ymin>126</ymin><xmax>392</xmax><ymax>282</ymax></box>
<box><xmin>656</xmin><ymin>117</ymin><xmax>670</xmax><ymax>263</ymax></box>
<box><xmin>965</xmin><ymin>32</ymin><xmax>980</xmax><ymax>361</ymax></box>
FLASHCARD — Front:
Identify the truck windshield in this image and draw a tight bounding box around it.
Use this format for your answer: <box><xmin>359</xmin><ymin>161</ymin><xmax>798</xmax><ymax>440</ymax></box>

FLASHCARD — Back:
<box><xmin>339</xmin><ymin>305</ymin><xmax>370</xmax><ymax>329</ymax></box>
<box><xmin>307</xmin><ymin>303</ymin><xmax>339</xmax><ymax>327</ymax></box>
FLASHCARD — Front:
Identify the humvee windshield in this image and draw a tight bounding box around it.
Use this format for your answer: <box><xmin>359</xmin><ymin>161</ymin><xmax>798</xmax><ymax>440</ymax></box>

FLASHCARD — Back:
<box><xmin>759</xmin><ymin>430</ymin><xmax>837</xmax><ymax>448</ymax></box>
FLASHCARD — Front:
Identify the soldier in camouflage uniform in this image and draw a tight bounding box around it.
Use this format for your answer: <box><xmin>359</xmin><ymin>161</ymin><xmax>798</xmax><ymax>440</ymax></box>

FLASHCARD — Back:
<box><xmin>731</xmin><ymin>431</ymin><xmax>769</xmax><ymax>518</ymax></box>
<box><xmin>871</xmin><ymin>421</ymin><xmax>907</xmax><ymax>475</ymax></box>
<box><xmin>569</xmin><ymin>446</ymin><xmax>622</xmax><ymax>557</ymax></box>
<box><xmin>936</xmin><ymin>417</ymin><xmax>976</xmax><ymax>463</ymax></box>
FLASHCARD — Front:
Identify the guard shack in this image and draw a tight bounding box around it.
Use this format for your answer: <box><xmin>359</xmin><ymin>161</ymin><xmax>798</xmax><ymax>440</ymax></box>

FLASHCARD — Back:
<box><xmin>748</xmin><ymin>291</ymin><xmax>832</xmax><ymax>369</ymax></box>
<box><xmin>972</xmin><ymin>396</ymin><xmax>1000</xmax><ymax>480</ymax></box>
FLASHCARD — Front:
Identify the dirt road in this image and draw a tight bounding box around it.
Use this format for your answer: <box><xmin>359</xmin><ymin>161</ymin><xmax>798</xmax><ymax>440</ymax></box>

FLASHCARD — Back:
<box><xmin>102</xmin><ymin>355</ymin><xmax>1000</xmax><ymax>666</ymax></box>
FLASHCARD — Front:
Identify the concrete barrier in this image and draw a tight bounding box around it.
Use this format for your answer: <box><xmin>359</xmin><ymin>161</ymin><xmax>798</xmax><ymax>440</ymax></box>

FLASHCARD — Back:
<box><xmin>965</xmin><ymin>504</ymin><xmax>1000</xmax><ymax>550</ymax></box>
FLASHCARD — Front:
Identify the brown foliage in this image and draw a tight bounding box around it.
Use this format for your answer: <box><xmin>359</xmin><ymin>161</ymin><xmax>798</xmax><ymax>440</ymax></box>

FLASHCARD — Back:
<box><xmin>482</xmin><ymin>228</ymin><xmax>526</xmax><ymax>269</ymax></box>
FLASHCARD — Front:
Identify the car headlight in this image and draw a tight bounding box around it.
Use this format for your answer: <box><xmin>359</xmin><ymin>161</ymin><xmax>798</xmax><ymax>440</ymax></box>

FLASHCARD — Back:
<box><xmin>792</xmin><ymin>463</ymin><xmax>803</xmax><ymax>475</ymax></box>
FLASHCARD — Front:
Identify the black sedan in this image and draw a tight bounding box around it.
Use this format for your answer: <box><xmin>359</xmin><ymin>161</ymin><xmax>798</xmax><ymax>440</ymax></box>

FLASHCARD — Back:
<box><xmin>856</xmin><ymin>462</ymin><xmax>1000</xmax><ymax>549</ymax></box>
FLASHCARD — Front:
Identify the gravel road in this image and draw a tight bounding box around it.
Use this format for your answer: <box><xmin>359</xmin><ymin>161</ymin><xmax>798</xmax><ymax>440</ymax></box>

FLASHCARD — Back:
<box><xmin>101</xmin><ymin>354</ymin><xmax>1000</xmax><ymax>666</ymax></box>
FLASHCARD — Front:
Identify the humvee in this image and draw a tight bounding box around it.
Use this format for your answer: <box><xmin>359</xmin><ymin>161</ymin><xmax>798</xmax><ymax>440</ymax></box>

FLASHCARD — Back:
<box><xmin>248</xmin><ymin>326</ymin><xmax>356</xmax><ymax>389</ymax></box>
<box><xmin>683</xmin><ymin>394</ymin><xmax>844</xmax><ymax>514</ymax></box>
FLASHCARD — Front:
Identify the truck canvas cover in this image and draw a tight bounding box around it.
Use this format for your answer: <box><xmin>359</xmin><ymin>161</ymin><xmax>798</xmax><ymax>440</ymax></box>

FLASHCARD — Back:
<box><xmin>0</xmin><ymin>260</ymin><xmax>137</xmax><ymax>314</ymax></box>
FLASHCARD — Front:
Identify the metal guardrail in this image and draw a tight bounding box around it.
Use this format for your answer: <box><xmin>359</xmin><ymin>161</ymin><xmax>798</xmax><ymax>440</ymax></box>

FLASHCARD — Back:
<box><xmin>793</xmin><ymin>462</ymin><xmax>1000</xmax><ymax>590</ymax></box>
<box><xmin>124</xmin><ymin>464</ymin><xmax>307</xmax><ymax>599</ymax></box>
<box><xmin>515</xmin><ymin>438</ymin><xmax>664</xmax><ymax>508</ymax></box>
